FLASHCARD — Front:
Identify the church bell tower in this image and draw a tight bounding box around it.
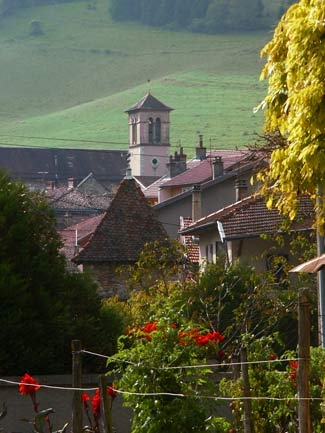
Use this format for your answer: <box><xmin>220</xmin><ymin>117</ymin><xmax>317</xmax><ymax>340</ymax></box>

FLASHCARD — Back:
<box><xmin>125</xmin><ymin>92</ymin><xmax>173</xmax><ymax>178</ymax></box>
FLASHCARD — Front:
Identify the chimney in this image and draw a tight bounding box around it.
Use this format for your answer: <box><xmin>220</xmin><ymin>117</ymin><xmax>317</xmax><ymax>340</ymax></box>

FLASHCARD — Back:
<box><xmin>213</xmin><ymin>156</ymin><xmax>224</xmax><ymax>179</ymax></box>
<box><xmin>46</xmin><ymin>180</ymin><xmax>55</xmax><ymax>191</ymax></box>
<box><xmin>167</xmin><ymin>147</ymin><xmax>187</xmax><ymax>177</ymax></box>
<box><xmin>195</xmin><ymin>134</ymin><xmax>207</xmax><ymax>160</ymax></box>
<box><xmin>68</xmin><ymin>178</ymin><xmax>75</xmax><ymax>189</ymax></box>
<box><xmin>235</xmin><ymin>178</ymin><xmax>248</xmax><ymax>201</ymax></box>
<box><xmin>192</xmin><ymin>184</ymin><xmax>202</xmax><ymax>222</ymax></box>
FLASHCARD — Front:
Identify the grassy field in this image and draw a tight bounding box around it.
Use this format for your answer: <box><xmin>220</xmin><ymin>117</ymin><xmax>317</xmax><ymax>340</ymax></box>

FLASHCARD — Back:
<box><xmin>0</xmin><ymin>0</ymin><xmax>272</xmax><ymax>154</ymax></box>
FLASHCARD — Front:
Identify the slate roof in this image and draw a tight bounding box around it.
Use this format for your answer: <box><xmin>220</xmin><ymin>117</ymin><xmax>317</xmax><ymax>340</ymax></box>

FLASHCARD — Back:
<box><xmin>125</xmin><ymin>92</ymin><xmax>173</xmax><ymax>113</ymax></box>
<box><xmin>179</xmin><ymin>194</ymin><xmax>314</xmax><ymax>239</ymax></box>
<box><xmin>46</xmin><ymin>173</ymin><xmax>112</xmax><ymax>211</ymax></box>
<box><xmin>0</xmin><ymin>146</ymin><xmax>128</xmax><ymax>184</ymax></box>
<box><xmin>73</xmin><ymin>176</ymin><xmax>169</xmax><ymax>264</ymax></box>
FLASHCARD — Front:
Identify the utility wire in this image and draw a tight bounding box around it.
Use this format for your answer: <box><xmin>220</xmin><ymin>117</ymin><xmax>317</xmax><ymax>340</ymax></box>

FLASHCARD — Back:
<box><xmin>0</xmin><ymin>378</ymin><xmax>320</xmax><ymax>401</ymax></box>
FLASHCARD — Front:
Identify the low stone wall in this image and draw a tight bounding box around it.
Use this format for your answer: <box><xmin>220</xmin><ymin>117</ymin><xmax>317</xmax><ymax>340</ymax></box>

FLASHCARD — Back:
<box><xmin>0</xmin><ymin>375</ymin><xmax>131</xmax><ymax>433</ymax></box>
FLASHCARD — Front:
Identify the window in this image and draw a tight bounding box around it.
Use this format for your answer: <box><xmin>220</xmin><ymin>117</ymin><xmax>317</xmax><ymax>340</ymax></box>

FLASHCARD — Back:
<box><xmin>205</xmin><ymin>243</ymin><xmax>214</xmax><ymax>263</ymax></box>
<box><xmin>148</xmin><ymin>118</ymin><xmax>154</xmax><ymax>144</ymax></box>
<box><xmin>155</xmin><ymin>117</ymin><xmax>161</xmax><ymax>143</ymax></box>
<box><xmin>132</xmin><ymin>122</ymin><xmax>137</xmax><ymax>144</ymax></box>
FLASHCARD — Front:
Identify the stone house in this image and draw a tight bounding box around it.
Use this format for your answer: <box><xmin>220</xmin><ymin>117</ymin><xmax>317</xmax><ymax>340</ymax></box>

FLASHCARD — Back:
<box><xmin>72</xmin><ymin>172</ymin><xmax>169</xmax><ymax>299</ymax></box>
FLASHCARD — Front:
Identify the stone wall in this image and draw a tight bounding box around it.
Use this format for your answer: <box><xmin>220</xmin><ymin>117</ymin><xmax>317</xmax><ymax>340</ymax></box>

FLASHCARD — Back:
<box><xmin>84</xmin><ymin>263</ymin><xmax>131</xmax><ymax>299</ymax></box>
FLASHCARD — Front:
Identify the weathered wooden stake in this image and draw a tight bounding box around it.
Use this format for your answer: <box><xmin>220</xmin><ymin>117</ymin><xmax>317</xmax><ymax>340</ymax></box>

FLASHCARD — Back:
<box><xmin>99</xmin><ymin>374</ymin><xmax>113</xmax><ymax>433</ymax></box>
<box><xmin>72</xmin><ymin>339</ymin><xmax>83</xmax><ymax>433</ymax></box>
<box><xmin>241</xmin><ymin>346</ymin><xmax>254</xmax><ymax>433</ymax></box>
<box><xmin>298</xmin><ymin>289</ymin><xmax>311</xmax><ymax>433</ymax></box>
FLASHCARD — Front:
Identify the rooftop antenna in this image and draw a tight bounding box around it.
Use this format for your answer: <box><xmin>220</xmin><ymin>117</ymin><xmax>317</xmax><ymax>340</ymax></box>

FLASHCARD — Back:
<box><xmin>147</xmin><ymin>78</ymin><xmax>151</xmax><ymax>94</ymax></box>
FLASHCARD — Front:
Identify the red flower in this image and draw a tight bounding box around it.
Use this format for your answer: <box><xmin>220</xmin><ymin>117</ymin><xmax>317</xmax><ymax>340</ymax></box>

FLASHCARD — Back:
<box><xmin>142</xmin><ymin>322</ymin><xmax>158</xmax><ymax>333</ymax></box>
<box><xmin>289</xmin><ymin>360</ymin><xmax>298</xmax><ymax>370</ymax></box>
<box><xmin>82</xmin><ymin>393</ymin><xmax>90</xmax><ymax>403</ymax></box>
<box><xmin>19</xmin><ymin>373</ymin><xmax>40</xmax><ymax>396</ymax></box>
<box><xmin>288</xmin><ymin>360</ymin><xmax>299</xmax><ymax>387</ymax></box>
<box><xmin>193</xmin><ymin>331</ymin><xmax>225</xmax><ymax>347</ymax></box>
<box><xmin>92</xmin><ymin>389</ymin><xmax>101</xmax><ymax>416</ymax></box>
<box><xmin>91</xmin><ymin>386</ymin><xmax>117</xmax><ymax>416</ymax></box>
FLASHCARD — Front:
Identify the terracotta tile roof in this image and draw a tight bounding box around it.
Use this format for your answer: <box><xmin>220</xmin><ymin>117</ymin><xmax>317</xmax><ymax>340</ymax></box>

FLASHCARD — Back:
<box><xmin>73</xmin><ymin>176</ymin><xmax>169</xmax><ymax>264</ymax></box>
<box><xmin>161</xmin><ymin>150</ymin><xmax>251</xmax><ymax>188</ymax></box>
<box><xmin>179</xmin><ymin>217</ymin><xmax>200</xmax><ymax>263</ymax></box>
<box><xmin>59</xmin><ymin>214</ymin><xmax>105</xmax><ymax>270</ymax></box>
<box><xmin>125</xmin><ymin>92</ymin><xmax>173</xmax><ymax>113</ymax></box>
<box><xmin>179</xmin><ymin>194</ymin><xmax>314</xmax><ymax>239</ymax></box>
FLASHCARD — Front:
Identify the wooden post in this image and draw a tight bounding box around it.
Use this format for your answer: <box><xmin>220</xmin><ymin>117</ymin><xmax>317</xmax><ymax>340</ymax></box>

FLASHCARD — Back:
<box><xmin>241</xmin><ymin>346</ymin><xmax>254</xmax><ymax>433</ymax></box>
<box><xmin>99</xmin><ymin>375</ymin><xmax>113</xmax><ymax>433</ymax></box>
<box><xmin>298</xmin><ymin>289</ymin><xmax>311</xmax><ymax>433</ymax></box>
<box><xmin>72</xmin><ymin>339</ymin><xmax>83</xmax><ymax>433</ymax></box>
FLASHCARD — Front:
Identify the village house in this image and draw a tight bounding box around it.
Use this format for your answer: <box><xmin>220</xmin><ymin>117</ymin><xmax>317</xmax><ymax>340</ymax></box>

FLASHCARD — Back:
<box><xmin>179</xmin><ymin>193</ymin><xmax>315</xmax><ymax>272</ymax></box>
<box><xmin>46</xmin><ymin>172</ymin><xmax>112</xmax><ymax>229</ymax></box>
<box><xmin>72</xmin><ymin>171</ymin><xmax>170</xmax><ymax>299</ymax></box>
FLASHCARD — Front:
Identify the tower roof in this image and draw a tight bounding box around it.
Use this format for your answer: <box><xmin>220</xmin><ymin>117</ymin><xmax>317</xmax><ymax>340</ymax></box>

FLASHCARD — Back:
<box><xmin>125</xmin><ymin>92</ymin><xmax>173</xmax><ymax>113</ymax></box>
<box><xmin>73</xmin><ymin>176</ymin><xmax>169</xmax><ymax>263</ymax></box>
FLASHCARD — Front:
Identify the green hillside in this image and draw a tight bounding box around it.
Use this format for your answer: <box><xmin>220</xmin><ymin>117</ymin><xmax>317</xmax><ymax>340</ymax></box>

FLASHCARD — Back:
<box><xmin>0</xmin><ymin>0</ymin><xmax>270</xmax><ymax>153</ymax></box>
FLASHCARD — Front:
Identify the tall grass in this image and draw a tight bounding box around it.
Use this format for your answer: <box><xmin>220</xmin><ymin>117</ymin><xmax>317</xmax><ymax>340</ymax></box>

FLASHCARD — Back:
<box><xmin>0</xmin><ymin>0</ymin><xmax>271</xmax><ymax>153</ymax></box>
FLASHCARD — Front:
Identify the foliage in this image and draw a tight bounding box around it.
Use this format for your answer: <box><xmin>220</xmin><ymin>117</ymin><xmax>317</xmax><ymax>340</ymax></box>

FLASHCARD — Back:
<box><xmin>219</xmin><ymin>337</ymin><xmax>325</xmax><ymax>433</ymax></box>
<box><xmin>107</xmin><ymin>317</ymin><xmax>225</xmax><ymax>433</ymax></box>
<box><xmin>0</xmin><ymin>0</ymin><xmax>77</xmax><ymax>17</ymax></box>
<box><xmin>256</xmin><ymin>0</ymin><xmax>325</xmax><ymax>232</ymax></box>
<box><xmin>124</xmin><ymin>238</ymin><xmax>186</xmax><ymax>296</ymax></box>
<box><xmin>109</xmin><ymin>0</ymin><xmax>295</xmax><ymax>33</ymax></box>
<box><xmin>109</xmin><ymin>234</ymin><xmax>322</xmax><ymax>431</ymax></box>
<box><xmin>125</xmin><ymin>243</ymin><xmax>313</xmax><ymax>355</ymax></box>
<box><xmin>0</xmin><ymin>171</ymin><xmax>124</xmax><ymax>374</ymax></box>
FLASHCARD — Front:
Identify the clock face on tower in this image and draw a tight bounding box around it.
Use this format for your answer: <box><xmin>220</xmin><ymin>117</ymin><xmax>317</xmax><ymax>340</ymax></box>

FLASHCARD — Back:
<box><xmin>151</xmin><ymin>158</ymin><xmax>160</xmax><ymax>169</ymax></box>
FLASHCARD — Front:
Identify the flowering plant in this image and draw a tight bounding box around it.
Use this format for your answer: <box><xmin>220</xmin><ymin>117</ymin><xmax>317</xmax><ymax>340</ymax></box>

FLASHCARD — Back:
<box><xmin>107</xmin><ymin>318</ymin><xmax>225</xmax><ymax>433</ymax></box>
<box><xmin>18</xmin><ymin>373</ymin><xmax>67</xmax><ymax>433</ymax></box>
<box><xmin>18</xmin><ymin>374</ymin><xmax>116</xmax><ymax>433</ymax></box>
<box><xmin>82</xmin><ymin>386</ymin><xmax>117</xmax><ymax>433</ymax></box>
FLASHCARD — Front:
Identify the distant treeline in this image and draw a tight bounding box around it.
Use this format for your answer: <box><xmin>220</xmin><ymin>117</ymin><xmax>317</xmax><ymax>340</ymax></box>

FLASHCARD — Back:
<box><xmin>109</xmin><ymin>0</ymin><xmax>296</xmax><ymax>33</ymax></box>
<box><xmin>0</xmin><ymin>0</ymin><xmax>296</xmax><ymax>33</ymax></box>
<box><xmin>0</xmin><ymin>0</ymin><xmax>75</xmax><ymax>17</ymax></box>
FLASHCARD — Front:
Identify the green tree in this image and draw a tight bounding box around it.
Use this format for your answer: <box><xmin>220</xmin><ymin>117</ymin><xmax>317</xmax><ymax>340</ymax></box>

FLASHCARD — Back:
<box><xmin>219</xmin><ymin>337</ymin><xmax>325</xmax><ymax>432</ymax></box>
<box><xmin>0</xmin><ymin>171</ymin><xmax>124</xmax><ymax>374</ymax></box>
<box><xmin>256</xmin><ymin>0</ymin><xmax>325</xmax><ymax>232</ymax></box>
<box><xmin>107</xmin><ymin>316</ymin><xmax>227</xmax><ymax>433</ymax></box>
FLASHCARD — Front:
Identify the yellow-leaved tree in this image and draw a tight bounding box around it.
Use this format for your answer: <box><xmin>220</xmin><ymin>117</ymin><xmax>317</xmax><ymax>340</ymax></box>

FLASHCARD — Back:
<box><xmin>257</xmin><ymin>0</ymin><xmax>325</xmax><ymax>232</ymax></box>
